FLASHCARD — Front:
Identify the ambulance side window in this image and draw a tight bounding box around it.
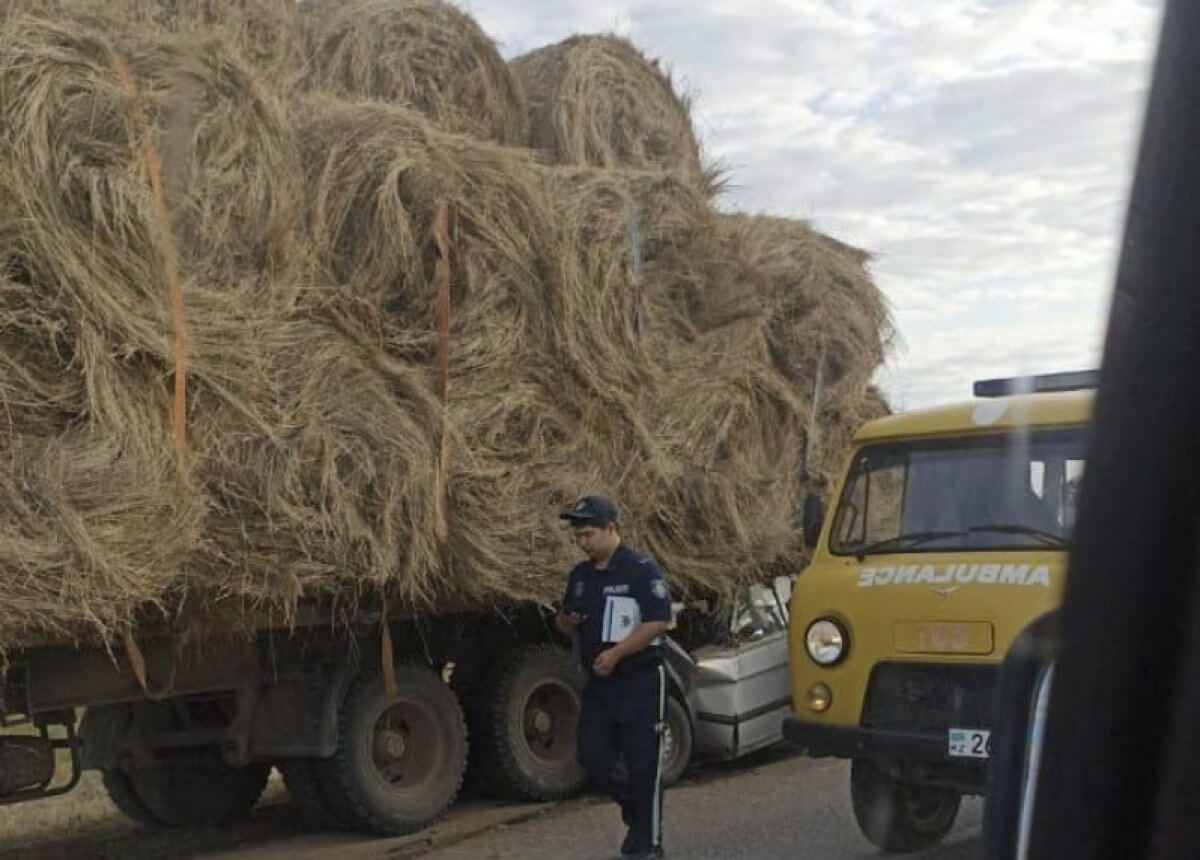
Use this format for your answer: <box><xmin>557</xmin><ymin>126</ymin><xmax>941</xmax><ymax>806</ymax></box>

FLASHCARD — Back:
<box><xmin>838</xmin><ymin>468</ymin><xmax>867</xmax><ymax>546</ymax></box>
<box><xmin>1032</xmin><ymin>457</ymin><xmax>1087</xmax><ymax>531</ymax></box>
<box><xmin>1064</xmin><ymin>459</ymin><xmax>1086</xmax><ymax>531</ymax></box>
<box><xmin>1029</xmin><ymin>461</ymin><xmax>1047</xmax><ymax>497</ymax></box>
<box><xmin>865</xmin><ymin>462</ymin><xmax>906</xmax><ymax>542</ymax></box>
<box><xmin>836</xmin><ymin>454</ymin><xmax>906</xmax><ymax>546</ymax></box>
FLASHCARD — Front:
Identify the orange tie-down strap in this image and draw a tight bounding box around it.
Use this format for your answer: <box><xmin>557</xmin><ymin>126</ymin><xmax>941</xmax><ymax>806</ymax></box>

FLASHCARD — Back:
<box><xmin>112</xmin><ymin>54</ymin><xmax>189</xmax><ymax>467</ymax></box>
<box><xmin>122</xmin><ymin>630</ymin><xmax>162</xmax><ymax>701</ymax></box>
<box><xmin>381</xmin><ymin>601</ymin><xmax>398</xmax><ymax>698</ymax></box>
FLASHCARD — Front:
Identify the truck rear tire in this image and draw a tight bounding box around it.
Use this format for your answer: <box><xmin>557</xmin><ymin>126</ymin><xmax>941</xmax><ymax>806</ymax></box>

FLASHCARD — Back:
<box><xmin>315</xmin><ymin>664</ymin><xmax>467</xmax><ymax>835</ymax></box>
<box><xmin>101</xmin><ymin>769</ymin><xmax>164</xmax><ymax>827</ymax></box>
<box><xmin>850</xmin><ymin>759</ymin><xmax>960</xmax><ymax>853</ymax></box>
<box><xmin>85</xmin><ymin>701</ymin><xmax>268</xmax><ymax>828</ymax></box>
<box><xmin>115</xmin><ymin>758</ymin><xmax>270</xmax><ymax>828</ymax></box>
<box><xmin>660</xmin><ymin>694</ymin><xmax>693</xmax><ymax>788</ymax></box>
<box><xmin>280</xmin><ymin>759</ymin><xmax>350</xmax><ymax>830</ymax></box>
<box><xmin>471</xmin><ymin>645</ymin><xmax>585</xmax><ymax>802</ymax></box>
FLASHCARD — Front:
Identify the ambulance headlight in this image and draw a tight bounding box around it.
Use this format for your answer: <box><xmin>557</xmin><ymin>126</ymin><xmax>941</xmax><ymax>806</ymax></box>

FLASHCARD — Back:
<box><xmin>805</xmin><ymin>619</ymin><xmax>847</xmax><ymax>666</ymax></box>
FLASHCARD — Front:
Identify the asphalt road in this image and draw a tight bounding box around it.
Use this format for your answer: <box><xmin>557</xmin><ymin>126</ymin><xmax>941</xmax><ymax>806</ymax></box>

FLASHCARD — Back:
<box><xmin>417</xmin><ymin>754</ymin><xmax>984</xmax><ymax>860</ymax></box>
<box><xmin>0</xmin><ymin>750</ymin><xmax>983</xmax><ymax>860</ymax></box>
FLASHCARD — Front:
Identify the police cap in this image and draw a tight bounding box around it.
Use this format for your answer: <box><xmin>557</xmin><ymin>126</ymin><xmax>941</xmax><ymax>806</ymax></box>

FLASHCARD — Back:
<box><xmin>560</xmin><ymin>495</ymin><xmax>619</xmax><ymax>527</ymax></box>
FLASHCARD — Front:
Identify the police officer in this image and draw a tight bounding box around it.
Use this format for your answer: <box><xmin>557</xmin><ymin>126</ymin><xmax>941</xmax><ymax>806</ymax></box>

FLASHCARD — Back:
<box><xmin>555</xmin><ymin>496</ymin><xmax>671</xmax><ymax>860</ymax></box>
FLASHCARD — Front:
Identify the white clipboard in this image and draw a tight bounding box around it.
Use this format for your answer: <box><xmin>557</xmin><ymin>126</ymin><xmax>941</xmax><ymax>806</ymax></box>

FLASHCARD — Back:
<box><xmin>602</xmin><ymin>596</ymin><xmax>641</xmax><ymax>643</ymax></box>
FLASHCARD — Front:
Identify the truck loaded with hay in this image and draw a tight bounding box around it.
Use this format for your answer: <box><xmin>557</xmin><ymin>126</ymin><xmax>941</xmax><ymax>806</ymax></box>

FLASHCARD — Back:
<box><xmin>0</xmin><ymin>0</ymin><xmax>891</xmax><ymax>836</ymax></box>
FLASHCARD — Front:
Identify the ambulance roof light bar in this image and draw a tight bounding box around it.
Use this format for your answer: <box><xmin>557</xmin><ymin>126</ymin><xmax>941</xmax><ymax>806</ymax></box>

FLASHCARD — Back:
<box><xmin>973</xmin><ymin>370</ymin><xmax>1100</xmax><ymax>398</ymax></box>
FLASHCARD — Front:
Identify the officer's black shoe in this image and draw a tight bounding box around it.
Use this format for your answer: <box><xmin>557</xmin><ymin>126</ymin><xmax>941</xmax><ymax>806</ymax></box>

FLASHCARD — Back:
<box><xmin>620</xmin><ymin>834</ymin><xmax>663</xmax><ymax>858</ymax></box>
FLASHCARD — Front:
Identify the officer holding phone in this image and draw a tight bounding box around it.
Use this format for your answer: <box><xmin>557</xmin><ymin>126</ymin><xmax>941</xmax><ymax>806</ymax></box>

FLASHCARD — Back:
<box><xmin>554</xmin><ymin>495</ymin><xmax>672</xmax><ymax>860</ymax></box>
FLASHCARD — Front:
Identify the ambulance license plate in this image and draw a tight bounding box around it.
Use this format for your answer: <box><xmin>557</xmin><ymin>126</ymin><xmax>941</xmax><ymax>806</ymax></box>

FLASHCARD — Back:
<box><xmin>948</xmin><ymin>728</ymin><xmax>992</xmax><ymax>759</ymax></box>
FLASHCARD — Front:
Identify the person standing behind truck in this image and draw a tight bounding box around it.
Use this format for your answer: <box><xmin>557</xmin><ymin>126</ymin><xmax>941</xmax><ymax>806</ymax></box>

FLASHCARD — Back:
<box><xmin>554</xmin><ymin>496</ymin><xmax>672</xmax><ymax>860</ymax></box>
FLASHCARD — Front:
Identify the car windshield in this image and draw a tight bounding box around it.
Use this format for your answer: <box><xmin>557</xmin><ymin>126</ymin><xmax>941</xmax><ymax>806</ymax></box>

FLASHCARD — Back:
<box><xmin>831</xmin><ymin>428</ymin><xmax>1086</xmax><ymax>556</ymax></box>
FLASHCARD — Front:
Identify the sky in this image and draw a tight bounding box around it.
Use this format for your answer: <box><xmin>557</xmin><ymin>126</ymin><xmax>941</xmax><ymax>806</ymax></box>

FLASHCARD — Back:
<box><xmin>464</xmin><ymin>0</ymin><xmax>1164</xmax><ymax>409</ymax></box>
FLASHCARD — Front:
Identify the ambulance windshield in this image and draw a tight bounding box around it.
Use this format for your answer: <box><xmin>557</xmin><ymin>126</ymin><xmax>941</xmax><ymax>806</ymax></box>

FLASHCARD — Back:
<box><xmin>830</xmin><ymin>428</ymin><xmax>1086</xmax><ymax>556</ymax></box>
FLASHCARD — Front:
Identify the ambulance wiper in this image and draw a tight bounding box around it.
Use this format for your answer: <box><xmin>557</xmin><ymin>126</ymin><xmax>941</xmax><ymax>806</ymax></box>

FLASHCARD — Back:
<box><xmin>968</xmin><ymin>523</ymin><xmax>1066</xmax><ymax>546</ymax></box>
<box><xmin>852</xmin><ymin>531</ymin><xmax>965</xmax><ymax>561</ymax></box>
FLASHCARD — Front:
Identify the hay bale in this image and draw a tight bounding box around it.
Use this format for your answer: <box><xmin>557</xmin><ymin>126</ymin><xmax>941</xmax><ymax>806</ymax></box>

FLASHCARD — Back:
<box><xmin>117</xmin><ymin>0</ymin><xmax>304</xmax><ymax>86</ymax></box>
<box><xmin>861</xmin><ymin>384</ymin><xmax>892</xmax><ymax>419</ymax></box>
<box><xmin>655</xmin><ymin>213</ymin><xmax>890</xmax><ymax>419</ymax></box>
<box><xmin>535</xmin><ymin>165</ymin><xmax>711</xmax><ymax>475</ymax></box>
<box><xmin>300</xmin><ymin>0</ymin><xmax>527</xmax><ymax>145</ymax></box>
<box><xmin>244</xmin><ymin>97</ymin><xmax>565</xmax><ymax>609</ymax></box>
<box><xmin>0</xmin><ymin>13</ymin><xmax>304</xmax><ymax>428</ymax></box>
<box><xmin>293</xmin><ymin>96</ymin><xmax>559</xmax><ymax>364</ymax></box>
<box><xmin>1</xmin><ymin>0</ymin><xmax>304</xmax><ymax>86</ymax></box>
<box><xmin>0</xmin><ymin>16</ymin><xmax>304</xmax><ymax>302</ymax></box>
<box><xmin>755</xmin><ymin>216</ymin><xmax>892</xmax><ymax>395</ymax></box>
<box><xmin>623</xmin><ymin>213</ymin><xmax>889</xmax><ymax>590</ymax></box>
<box><xmin>812</xmin><ymin>383</ymin><xmax>891</xmax><ymax>487</ymax></box>
<box><xmin>189</xmin><ymin>314</ymin><xmax>448</xmax><ymax>610</ymax></box>
<box><xmin>0</xmin><ymin>17</ymin><xmax>304</xmax><ymax>641</ymax></box>
<box><xmin>0</xmin><ymin>12</ymin><xmax>895</xmax><ymax>637</ymax></box>
<box><xmin>0</xmin><ymin>421</ymin><xmax>205</xmax><ymax>646</ymax></box>
<box><xmin>511</xmin><ymin>35</ymin><xmax>706</xmax><ymax>183</ymax></box>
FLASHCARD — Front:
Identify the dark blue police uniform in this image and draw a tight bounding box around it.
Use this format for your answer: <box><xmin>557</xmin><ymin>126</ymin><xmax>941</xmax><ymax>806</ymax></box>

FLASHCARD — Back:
<box><xmin>564</xmin><ymin>543</ymin><xmax>672</xmax><ymax>857</ymax></box>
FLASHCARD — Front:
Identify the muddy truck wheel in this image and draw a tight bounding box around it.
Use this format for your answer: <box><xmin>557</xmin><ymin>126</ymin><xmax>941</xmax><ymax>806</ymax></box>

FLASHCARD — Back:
<box><xmin>83</xmin><ymin>703</ymin><xmax>268</xmax><ymax>828</ymax></box>
<box><xmin>82</xmin><ymin>707</ymin><xmax>162</xmax><ymax>827</ymax></box>
<box><xmin>315</xmin><ymin>664</ymin><xmax>467</xmax><ymax>836</ymax></box>
<box><xmin>100</xmin><ymin>769</ymin><xmax>163</xmax><ymax>827</ymax></box>
<box><xmin>850</xmin><ymin>759</ymin><xmax>960</xmax><ymax>853</ymax></box>
<box><xmin>280</xmin><ymin>758</ymin><xmax>353</xmax><ymax>830</ymax></box>
<box><xmin>471</xmin><ymin>645</ymin><xmax>586</xmax><ymax>802</ymax></box>
<box><xmin>115</xmin><ymin>757</ymin><xmax>270</xmax><ymax>828</ymax></box>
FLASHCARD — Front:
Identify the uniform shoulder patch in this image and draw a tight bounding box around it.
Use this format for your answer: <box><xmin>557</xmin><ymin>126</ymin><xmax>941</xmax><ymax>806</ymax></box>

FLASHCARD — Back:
<box><xmin>650</xmin><ymin>578</ymin><xmax>669</xmax><ymax>599</ymax></box>
<box><xmin>630</xmin><ymin>550</ymin><xmax>660</xmax><ymax>569</ymax></box>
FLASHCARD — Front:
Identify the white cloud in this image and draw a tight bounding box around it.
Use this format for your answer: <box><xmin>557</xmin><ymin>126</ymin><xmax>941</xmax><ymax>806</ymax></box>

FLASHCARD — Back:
<box><xmin>467</xmin><ymin>0</ymin><xmax>1163</xmax><ymax>408</ymax></box>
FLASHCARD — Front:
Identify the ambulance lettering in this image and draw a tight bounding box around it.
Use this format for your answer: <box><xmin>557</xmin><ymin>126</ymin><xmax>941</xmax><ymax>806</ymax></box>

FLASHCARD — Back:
<box><xmin>856</xmin><ymin>563</ymin><xmax>1053</xmax><ymax>588</ymax></box>
<box><xmin>1027</xmin><ymin>565</ymin><xmax>1051</xmax><ymax>587</ymax></box>
<box><xmin>998</xmin><ymin>565</ymin><xmax>1028</xmax><ymax>585</ymax></box>
<box><xmin>978</xmin><ymin>564</ymin><xmax>1003</xmax><ymax>584</ymax></box>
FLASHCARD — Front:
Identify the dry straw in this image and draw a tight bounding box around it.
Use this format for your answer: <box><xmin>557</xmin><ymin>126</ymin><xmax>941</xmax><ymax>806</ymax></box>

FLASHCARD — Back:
<box><xmin>512</xmin><ymin>35</ymin><xmax>708</xmax><ymax>185</ymax></box>
<box><xmin>1</xmin><ymin>0</ymin><xmax>304</xmax><ymax>86</ymax></box>
<box><xmin>0</xmin><ymin>4</ymin><xmax>892</xmax><ymax>646</ymax></box>
<box><xmin>0</xmin><ymin>16</ymin><xmax>299</xmax><ymax>642</ymax></box>
<box><xmin>300</xmin><ymin>0</ymin><xmax>527</xmax><ymax>145</ymax></box>
<box><xmin>632</xmin><ymin>212</ymin><xmax>891</xmax><ymax>587</ymax></box>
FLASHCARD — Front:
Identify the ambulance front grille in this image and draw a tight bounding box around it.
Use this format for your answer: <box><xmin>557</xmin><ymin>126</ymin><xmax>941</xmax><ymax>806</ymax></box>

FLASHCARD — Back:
<box><xmin>861</xmin><ymin>663</ymin><xmax>999</xmax><ymax>735</ymax></box>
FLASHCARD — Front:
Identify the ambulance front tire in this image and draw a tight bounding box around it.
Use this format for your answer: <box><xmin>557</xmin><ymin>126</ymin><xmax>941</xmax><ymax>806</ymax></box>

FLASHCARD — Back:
<box><xmin>850</xmin><ymin>759</ymin><xmax>960</xmax><ymax>853</ymax></box>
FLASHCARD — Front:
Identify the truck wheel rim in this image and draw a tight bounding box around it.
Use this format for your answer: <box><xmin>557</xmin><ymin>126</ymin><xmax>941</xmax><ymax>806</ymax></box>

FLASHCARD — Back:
<box><xmin>371</xmin><ymin>700</ymin><xmax>442</xmax><ymax>794</ymax></box>
<box><xmin>519</xmin><ymin>680</ymin><xmax>578</xmax><ymax>768</ymax></box>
